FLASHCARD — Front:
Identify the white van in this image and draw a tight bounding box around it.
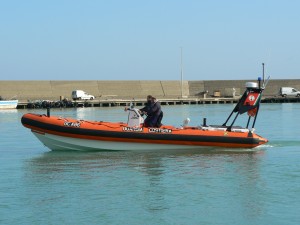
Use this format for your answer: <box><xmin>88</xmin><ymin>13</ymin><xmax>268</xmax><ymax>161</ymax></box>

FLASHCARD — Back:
<box><xmin>72</xmin><ymin>90</ymin><xmax>95</xmax><ymax>100</ymax></box>
<box><xmin>279</xmin><ymin>87</ymin><xmax>300</xmax><ymax>97</ymax></box>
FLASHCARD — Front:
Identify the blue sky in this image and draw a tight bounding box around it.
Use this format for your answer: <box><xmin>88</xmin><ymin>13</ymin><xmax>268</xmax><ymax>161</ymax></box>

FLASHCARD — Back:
<box><xmin>0</xmin><ymin>0</ymin><xmax>299</xmax><ymax>80</ymax></box>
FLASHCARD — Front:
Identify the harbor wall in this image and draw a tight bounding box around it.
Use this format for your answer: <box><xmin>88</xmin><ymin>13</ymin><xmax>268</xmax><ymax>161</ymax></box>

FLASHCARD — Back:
<box><xmin>0</xmin><ymin>79</ymin><xmax>300</xmax><ymax>100</ymax></box>
<box><xmin>194</xmin><ymin>79</ymin><xmax>300</xmax><ymax>97</ymax></box>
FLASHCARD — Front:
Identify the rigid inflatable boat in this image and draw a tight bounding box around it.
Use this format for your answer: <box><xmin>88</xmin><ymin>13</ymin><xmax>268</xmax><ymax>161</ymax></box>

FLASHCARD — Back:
<box><xmin>21</xmin><ymin>78</ymin><xmax>269</xmax><ymax>151</ymax></box>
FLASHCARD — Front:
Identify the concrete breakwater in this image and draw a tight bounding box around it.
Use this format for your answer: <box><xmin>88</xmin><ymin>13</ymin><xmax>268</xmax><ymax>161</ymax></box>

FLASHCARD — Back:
<box><xmin>0</xmin><ymin>79</ymin><xmax>300</xmax><ymax>101</ymax></box>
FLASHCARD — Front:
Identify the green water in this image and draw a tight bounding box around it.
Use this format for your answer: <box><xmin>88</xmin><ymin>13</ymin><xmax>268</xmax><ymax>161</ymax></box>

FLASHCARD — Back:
<box><xmin>0</xmin><ymin>104</ymin><xmax>299</xmax><ymax>225</ymax></box>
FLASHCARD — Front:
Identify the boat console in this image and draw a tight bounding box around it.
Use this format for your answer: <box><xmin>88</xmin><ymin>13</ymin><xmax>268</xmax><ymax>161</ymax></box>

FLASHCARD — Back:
<box><xmin>127</xmin><ymin>108</ymin><xmax>144</xmax><ymax>127</ymax></box>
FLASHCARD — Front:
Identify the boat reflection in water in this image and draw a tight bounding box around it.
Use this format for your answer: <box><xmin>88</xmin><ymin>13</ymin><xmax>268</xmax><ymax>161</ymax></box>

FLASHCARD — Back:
<box><xmin>24</xmin><ymin>149</ymin><xmax>267</xmax><ymax>220</ymax></box>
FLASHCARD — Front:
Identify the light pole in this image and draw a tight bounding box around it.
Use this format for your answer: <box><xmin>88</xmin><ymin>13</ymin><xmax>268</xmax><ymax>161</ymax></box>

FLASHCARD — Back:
<box><xmin>180</xmin><ymin>47</ymin><xmax>183</xmax><ymax>98</ymax></box>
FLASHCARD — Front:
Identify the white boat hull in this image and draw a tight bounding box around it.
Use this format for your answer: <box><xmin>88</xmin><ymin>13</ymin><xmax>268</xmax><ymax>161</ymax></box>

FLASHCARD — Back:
<box><xmin>0</xmin><ymin>100</ymin><xmax>18</xmax><ymax>109</ymax></box>
<box><xmin>32</xmin><ymin>131</ymin><xmax>203</xmax><ymax>151</ymax></box>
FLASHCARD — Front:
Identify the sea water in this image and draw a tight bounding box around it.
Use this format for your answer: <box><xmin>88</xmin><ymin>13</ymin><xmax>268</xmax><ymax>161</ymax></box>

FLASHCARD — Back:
<box><xmin>0</xmin><ymin>104</ymin><xmax>299</xmax><ymax>225</ymax></box>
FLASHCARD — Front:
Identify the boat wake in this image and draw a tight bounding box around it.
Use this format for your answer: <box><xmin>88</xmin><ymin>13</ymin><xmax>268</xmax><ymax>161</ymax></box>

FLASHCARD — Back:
<box><xmin>260</xmin><ymin>140</ymin><xmax>300</xmax><ymax>148</ymax></box>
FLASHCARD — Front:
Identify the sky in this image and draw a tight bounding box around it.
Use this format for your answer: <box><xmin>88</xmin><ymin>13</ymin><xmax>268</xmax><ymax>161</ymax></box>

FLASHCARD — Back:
<box><xmin>0</xmin><ymin>0</ymin><xmax>299</xmax><ymax>80</ymax></box>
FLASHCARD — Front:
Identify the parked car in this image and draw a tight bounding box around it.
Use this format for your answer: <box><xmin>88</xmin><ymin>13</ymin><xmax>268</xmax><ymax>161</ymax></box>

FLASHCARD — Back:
<box><xmin>72</xmin><ymin>90</ymin><xmax>95</xmax><ymax>100</ymax></box>
<box><xmin>279</xmin><ymin>87</ymin><xmax>300</xmax><ymax>97</ymax></box>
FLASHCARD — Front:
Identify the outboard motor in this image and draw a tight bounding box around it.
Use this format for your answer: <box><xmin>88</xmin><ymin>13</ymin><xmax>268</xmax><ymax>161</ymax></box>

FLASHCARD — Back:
<box><xmin>127</xmin><ymin>108</ymin><xmax>144</xmax><ymax>127</ymax></box>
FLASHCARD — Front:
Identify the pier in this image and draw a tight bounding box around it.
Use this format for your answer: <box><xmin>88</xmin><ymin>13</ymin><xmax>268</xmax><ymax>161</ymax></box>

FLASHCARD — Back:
<box><xmin>16</xmin><ymin>98</ymin><xmax>239</xmax><ymax>109</ymax></box>
<box><xmin>16</xmin><ymin>96</ymin><xmax>300</xmax><ymax>109</ymax></box>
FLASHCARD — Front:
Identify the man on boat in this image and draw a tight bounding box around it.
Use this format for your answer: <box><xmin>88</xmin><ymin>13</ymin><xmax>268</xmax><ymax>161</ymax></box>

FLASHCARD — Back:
<box><xmin>125</xmin><ymin>95</ymin><xmax>163</xmax><ymax>127</ymax></box>
<box><xmin>140</xmin><ymin>96</ymin><xmax>163</xmax><ymax>128</ymax></box>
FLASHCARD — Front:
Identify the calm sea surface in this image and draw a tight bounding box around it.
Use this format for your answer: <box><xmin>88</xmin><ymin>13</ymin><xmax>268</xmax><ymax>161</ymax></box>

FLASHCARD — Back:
<box><xmin>0</xmin><ymin>104</ymin><xmax>299</xmax><ymax>225</ymax></box>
